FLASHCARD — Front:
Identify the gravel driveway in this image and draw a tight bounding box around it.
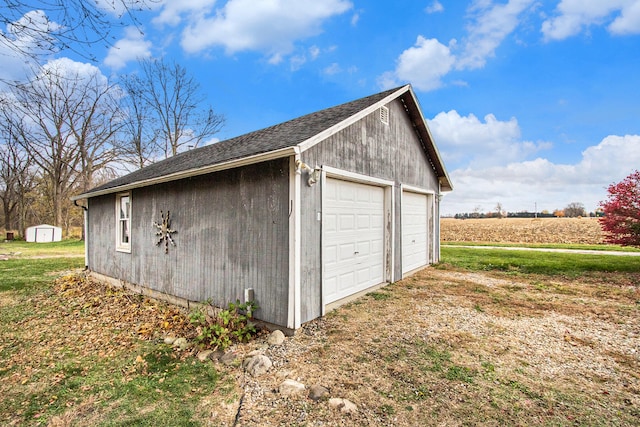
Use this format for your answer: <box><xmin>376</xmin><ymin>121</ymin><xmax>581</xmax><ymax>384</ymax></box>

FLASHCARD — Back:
<box><xmin>233</xmin><ymin>267</ymin><xmax>640</xmax><ymax>426</ymax></box>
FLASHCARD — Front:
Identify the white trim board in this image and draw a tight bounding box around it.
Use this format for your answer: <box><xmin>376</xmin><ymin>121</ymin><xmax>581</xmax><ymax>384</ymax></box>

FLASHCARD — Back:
<box><xmin>401</xmin><ymin>184</ymin><xmax>435</xmax><ymax>195</ymax></box>
<box><xmin>323</xmin><ymin>166</ymin><xmax>395</xmax><ymax>187</ymax></box>
<box><xmin>287</xmin><ymin>154</ymin><xmax>302</xmax><ymax>329</ymax></box>
<box><xmin>73</xmin><ymin>146</ymin><xmax>298</xmax><ymax>201</ymax></box>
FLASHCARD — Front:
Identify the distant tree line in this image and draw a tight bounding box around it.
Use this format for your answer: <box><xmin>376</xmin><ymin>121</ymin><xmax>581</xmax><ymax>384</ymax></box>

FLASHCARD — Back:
<box><xmin>451</xmin><ymin>202</ymin><xmax>604</xmax><ymax>219</ymax></box>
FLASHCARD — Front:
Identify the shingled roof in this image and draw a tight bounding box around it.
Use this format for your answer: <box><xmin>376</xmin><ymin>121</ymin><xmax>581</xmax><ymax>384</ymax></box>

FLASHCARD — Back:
<box><xmin>74</xmin><ymin>85</ymin><xmax>451</xmax><ymax>200</ymax></box>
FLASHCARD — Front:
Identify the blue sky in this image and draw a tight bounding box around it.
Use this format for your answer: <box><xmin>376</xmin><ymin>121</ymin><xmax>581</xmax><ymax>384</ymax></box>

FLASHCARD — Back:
<box><xmin>2</xmin><ymin>0</ymin><xmax>640</xmax><ymax>215</ymax></box>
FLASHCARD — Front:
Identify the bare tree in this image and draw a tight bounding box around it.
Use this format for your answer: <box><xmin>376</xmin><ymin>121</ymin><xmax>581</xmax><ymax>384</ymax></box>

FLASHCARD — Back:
<box><xmin>127</xmin><ymin>58</ymin><xmax>225</xmax><ymax>158</ymax></box>
<box><xmin>1</xmin><ymin>61</ymin><xmax>123</xmax><ymax>231</ymax></box>
<box><xmin>0</xmin><ymin>143</ymin><xmax>19</xmax><ymax>231</ymax></box>
<box><xmin>564</xmin><ymin>202</ymin><xmax>586</xmax><ymax>218</ymax></box>
<box><xmin>0</xmin><ymin>1</ymin><xmax>152</xmax><ymax>63</ymax></box>
<box><xmin>0</xmin><ymin>122</ymin><xmax>37</xmax><ymax>236</ymax></box>
<box><xmin>119</xmin><ymin>73</ymin><xmax>159</xmax><ymax>168</ymax></box>
<box><xmin>69</xmin><ymin>71</ymin><xmax>124</xmax><ymax>193</ymax></box>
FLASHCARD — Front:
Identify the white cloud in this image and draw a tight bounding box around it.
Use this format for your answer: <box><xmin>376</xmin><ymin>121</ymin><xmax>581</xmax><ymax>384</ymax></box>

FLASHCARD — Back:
<box><xmin>608</xmin><ymin>0</ymin><xmax>640</xmax><ymax>34</ymax></box>
<box><xmin>323</xmin><ymin>63</ymin><xmax>342</xmax><ymax>75</ymax></box>
<box><xmin>378</xmin><ymin>36</ymin><xmax>455</xmax><ymax>91</ymax></box>
<box><xmin>439</xmin><ymin>132</ymin><xmax>640</xmax><ymax>215</ymax></box>
<box><xmin>541</xmin><ymin>0</ymin><xmax>640</xmax><ymax>41</ymax></box>
<box><xmin>289</xmin><ymin>45</ymin><xmax>322</xmax><ymax>70</ymax></box>
<box><xmin>153</xmin><ymin>0</ymin><xmax>217</xmax><ymax>27</ymax></box>
<box><xmin>41</xmin><ymin>57</ymin><xmax>110</xmax><ymax>84</ymax></box>
<box><xmin>180</xmin><ymin>0</ymin><xmax>352</xmax><ymax>61</ymax></box>
<box><xmin>104</xmin><ymin>27</ymin><xmax>152</xmax><ymax>70</ymax></box>
<box><xmin>425</xmin><ymin>1</ymin><xmax>444</xmax><ymax>14</ymax></box>
<box><xmin>379</xmin><ymin>1</ymin><xmax>534</xmax><ymax>90</ymax></box>
<box><xmin>456</xmin><ymin>0</ymin><xmax>535</xmax><ymax>70</ymax></box>
<box><xmin>428</xmin><ymin>110</ymin><xmax>550</xmax><ymax>168</ymax></box>
<box><xmin>309</xmin><ymin>45</ymin><xmax>321</xmax><ymax>60</ymax></box>
<box><xmin>0</xmin><ymin>10</ymin><xmax>59</xmax><ymax>82</ymax></box>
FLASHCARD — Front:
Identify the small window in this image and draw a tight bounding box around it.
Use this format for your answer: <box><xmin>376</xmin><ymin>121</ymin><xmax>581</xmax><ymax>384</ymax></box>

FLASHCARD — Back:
<box><xmin>116</xmin><ymin>193</ymin><xmax>131</xmax><ymax>252</ymax></box>
<box><xmin>380</xmin><ymin>106</ymin><xmax>389</xmax><ymax>125</ymax></box>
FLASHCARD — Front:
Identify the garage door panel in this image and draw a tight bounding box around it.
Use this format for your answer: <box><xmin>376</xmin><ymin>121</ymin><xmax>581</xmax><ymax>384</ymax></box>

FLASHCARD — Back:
<box><xmin>324</xmin><ymin>178</ymin><xmax>386</xmax><ymax>304</ymax></box>
<box><xmin>339</xmin><ymin>214</ymin><xmax>355</xmax><ymax>231</ymax></box>
<box><xmin>324</xmin><ymin>245</ymin><xmax>337</xmax><ymax>265</ymax></box>
<box><xmin>325</xmin><ymin>277</ymin><xmax>337</xmax><ymax>296</ymax></box>
<box><xmin>402</xmin><ymin>192</ymin><xmax>428</xmax><ymax>274</ymax></box>
<box><xmin>339</xmin><ymin>242</ymin><xmax>356</xmax><ymax>260</ymax></box>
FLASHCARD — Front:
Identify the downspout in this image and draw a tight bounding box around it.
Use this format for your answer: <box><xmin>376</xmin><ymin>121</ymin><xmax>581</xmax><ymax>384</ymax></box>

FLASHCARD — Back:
<box><xmin>74</xmin><ymin>199</ymin><xmax>89</xmax><ymax>269</ymax></box>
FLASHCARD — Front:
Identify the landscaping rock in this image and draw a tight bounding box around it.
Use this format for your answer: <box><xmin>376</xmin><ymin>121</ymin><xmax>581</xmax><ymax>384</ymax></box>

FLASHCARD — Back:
<box><xmin>279</xmin><ymin>379</ymin><xmax>305</xmax><ymax>396</ymax></box>
<box><xmin>163</xmin><ymin>336</ymin><xmax>177</xmax><ymax>345</ymax></box>
<box><xmin>219</xmin><ymin>351</ymin><xmax>237</xmax><ymax>366</ymax></box>
<box><xmin>308</xmin><ymin>384</ymin><xmax>330</xmax><ymax>401</ymax></box>
<box><xmin>267</xmin><ymin>330</ymin><xmax>285</xmax><ymax>346</ymax></box>
<box><xmin>329</xmin><ymin>398</ymin><xmax>357</xmax><ymax>414</ymax></box>
<box><xmin>197</xmin><ymin>350</ymin><xmax>213</xmax><ymax>362</ymax></box>
<box><xmin>210</xmin><ymin>349</ymin><xmax>225</xmax><ymax>361</ymax></box>
<box><xmin>243</xmin><ymin>354</ymin><xmax>272</xmax><ymax>377</ymax></box>
<box><xmin>172</xmin><ymin>337</ymin><xmax>189</xmax><ymax>350</ymax></box>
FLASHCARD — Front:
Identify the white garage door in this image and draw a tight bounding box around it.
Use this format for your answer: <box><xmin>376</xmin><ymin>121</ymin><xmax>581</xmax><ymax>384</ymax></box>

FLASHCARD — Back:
<box><xmin>323</xmin><ymin>178</ymin><xmax>385</xmax><ymax>304</ymax></box>
<box><xmin>402</xmin><ymin>191</ymin><xmax>428</xmax><ymax>274</ymax></box>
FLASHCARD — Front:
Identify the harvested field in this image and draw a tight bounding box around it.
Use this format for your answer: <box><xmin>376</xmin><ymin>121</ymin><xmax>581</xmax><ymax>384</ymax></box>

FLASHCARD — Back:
<box><xmin>441</xmin><ymin>217</ymin><xmax>605</xmax><ymax>245</ymax></box>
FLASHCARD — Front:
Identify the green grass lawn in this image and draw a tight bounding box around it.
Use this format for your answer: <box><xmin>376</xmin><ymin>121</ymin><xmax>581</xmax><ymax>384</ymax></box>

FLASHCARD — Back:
<box><xmin>442</xmin><ymin>241</ymin><xmax>640</xmax><ymax>252</ymax></box>
<box><xmin>0</xmin><ymin>251</ymin><xmax>237</xmax><ymax>426</ymax></box>
<box><xmin>441</xmin><ymin>246</ymin><xmax>640</xmax><ymax>276</ymax></box>
<box><xmin>0</xmin><ymin>239</ymin><xmax>85</xmax><ymax>257</ymax></box>
<box><xmin>0</xmin><ymin>257</ymin><xmax>85</xmax><ymax>292</ymax></box>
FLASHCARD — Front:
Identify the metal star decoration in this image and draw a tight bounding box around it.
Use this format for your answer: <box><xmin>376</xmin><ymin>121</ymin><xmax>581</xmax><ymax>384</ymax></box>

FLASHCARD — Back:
<box><xmin>153</xmin><ymin>210</ymin><xmax>177</xmax><ymax>254</ymax></box>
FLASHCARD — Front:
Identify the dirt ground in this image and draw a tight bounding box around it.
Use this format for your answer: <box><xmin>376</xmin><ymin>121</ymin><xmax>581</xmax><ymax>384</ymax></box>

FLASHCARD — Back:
<box><xmin>441</xmin><ymin>217</ymin><xmax>605</xmax><ymax>244</ymax></box>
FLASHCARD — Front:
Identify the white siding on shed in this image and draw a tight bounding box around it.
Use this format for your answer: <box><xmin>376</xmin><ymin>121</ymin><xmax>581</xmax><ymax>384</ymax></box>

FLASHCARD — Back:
<box><xmin>25</xmin><ymin>224</ymin><xmax>62</xmax><ymax>243</ymax></box>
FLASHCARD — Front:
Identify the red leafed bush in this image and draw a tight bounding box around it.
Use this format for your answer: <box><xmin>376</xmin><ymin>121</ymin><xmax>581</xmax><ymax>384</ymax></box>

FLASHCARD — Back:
<box><xmin>599</xmin><ymin>170</ymin><xmax>640</xmax><ymax>247</ymax></box>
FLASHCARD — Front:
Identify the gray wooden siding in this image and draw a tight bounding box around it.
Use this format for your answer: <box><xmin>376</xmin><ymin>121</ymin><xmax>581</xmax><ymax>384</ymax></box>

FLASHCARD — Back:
<box><xmin>87</xmin><ymin>158</ymin><xmax>290</xmax><ymax>327</ymax></box>
<box><xmin>299</xmin><ymin>98</ymin><xmax>441</xmax><ymax>323</ymax></box>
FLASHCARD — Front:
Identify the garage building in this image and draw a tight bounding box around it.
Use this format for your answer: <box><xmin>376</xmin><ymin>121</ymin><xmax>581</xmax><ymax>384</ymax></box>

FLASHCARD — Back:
<box><xmin>72</xmin><ymin>84</ymin><xmax>452</xmax><ymax>331</ymax></box>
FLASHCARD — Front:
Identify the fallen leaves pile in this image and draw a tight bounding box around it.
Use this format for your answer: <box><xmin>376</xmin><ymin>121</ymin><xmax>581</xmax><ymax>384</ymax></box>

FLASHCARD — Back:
<box><xmin>55</xmin><ymin>272</ymin><xmax>195</xmax><ymax>344</ymax></box>
<box><xmin>3</xmin><ymin>272</ymin><xmax>197</xmax><ymax>390</ymax></box>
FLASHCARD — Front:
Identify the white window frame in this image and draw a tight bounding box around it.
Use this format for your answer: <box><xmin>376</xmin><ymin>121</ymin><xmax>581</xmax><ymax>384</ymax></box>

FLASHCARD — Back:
<box><xmin>116</xmin><ymin>192</ymin><xmax>131</xmax><ymax>253</ymax></box>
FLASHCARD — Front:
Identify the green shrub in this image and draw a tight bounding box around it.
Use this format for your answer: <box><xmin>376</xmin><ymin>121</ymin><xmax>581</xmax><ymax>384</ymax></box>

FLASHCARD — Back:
<box><xmin>189</xmin><ymin>299</ymin><xmax>259</xmax><ymax>350</ymax></box>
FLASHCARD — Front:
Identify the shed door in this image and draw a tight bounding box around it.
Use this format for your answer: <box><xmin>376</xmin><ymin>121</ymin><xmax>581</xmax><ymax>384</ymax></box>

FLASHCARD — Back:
<box><xmin>36</xmin><ymin>227</ymin><xmax>54</xmax><ymax>243</ymax></box>
<box><xmin>323</xmin><ymin>178</ymin><xmax>385</xmax><ymax>304</ymax></box>
<box><xmin>402</xmin><ymin>191</ymin><xmax>428</xmax><ymax>274</ymax></box>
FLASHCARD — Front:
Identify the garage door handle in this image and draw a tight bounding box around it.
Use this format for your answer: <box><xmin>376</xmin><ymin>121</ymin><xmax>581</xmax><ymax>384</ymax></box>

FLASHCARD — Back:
<box><xmin>354</xmin><ymin>251</ymin><xmax>359</xmax><ymax>254</ymax></box>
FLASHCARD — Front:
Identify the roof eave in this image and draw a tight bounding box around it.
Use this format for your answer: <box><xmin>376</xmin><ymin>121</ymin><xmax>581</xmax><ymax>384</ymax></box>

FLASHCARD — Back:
<box><xmin>71</xmin><ymin>146</ymin><xmax>298</xmax><ymax>201</ymax></box>
<box><xmin>401</xmin><ymin>87</ymin><xmax>453</xmax><ymax>192</ymax></box>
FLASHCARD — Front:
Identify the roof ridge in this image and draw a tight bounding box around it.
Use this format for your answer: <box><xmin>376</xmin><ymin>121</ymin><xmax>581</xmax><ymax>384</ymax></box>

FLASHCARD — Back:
<box><xmin>75</xmin><ymin>85</ymin><xmax>421</xmax><ymax>198</ymax></box>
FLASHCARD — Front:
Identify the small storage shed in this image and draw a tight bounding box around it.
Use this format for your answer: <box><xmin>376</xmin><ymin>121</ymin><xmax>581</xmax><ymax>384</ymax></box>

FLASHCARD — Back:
<box><xmin>26</xmin><ymin>224</ymin><xmax>63</xmax><ymax>243</ymax></box>
<box><xmin>72</xmin><ymin>85</ymin><xmax>452</xmax><ymax>331</ymax></box>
